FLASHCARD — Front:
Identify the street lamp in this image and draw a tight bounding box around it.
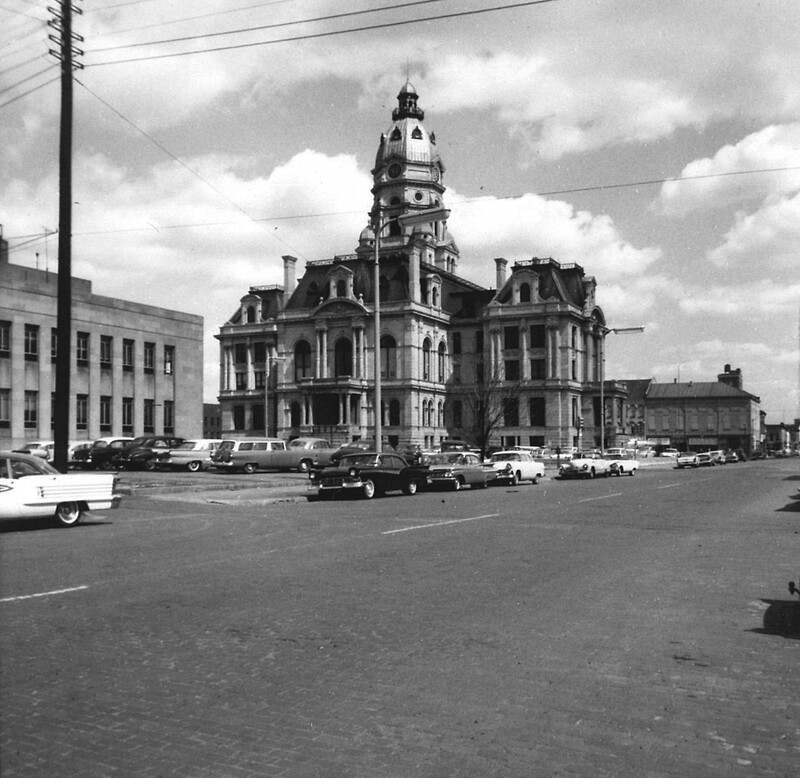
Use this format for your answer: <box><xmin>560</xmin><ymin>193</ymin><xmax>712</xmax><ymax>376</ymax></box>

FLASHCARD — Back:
<box><xmin>371</xmin><ymin>206</ymin><xmax>450</xmax><ymax>451</ymax></box>
<box><xmin>599</xmin><ymin>326</ymin><xmax>644</xmax><ymax>452</ymax></box>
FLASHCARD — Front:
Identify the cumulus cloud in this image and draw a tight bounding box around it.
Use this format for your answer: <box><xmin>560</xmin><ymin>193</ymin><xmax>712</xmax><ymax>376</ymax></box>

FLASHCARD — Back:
<box><xmin>677</xmin><ymin>278</ymin><xmax>800</xmax><ymax>317</ymax></box>
<box><xmin>657</xmin><ymin>124</ymin><xmax>800</xmax><ymax>216</ymax></box>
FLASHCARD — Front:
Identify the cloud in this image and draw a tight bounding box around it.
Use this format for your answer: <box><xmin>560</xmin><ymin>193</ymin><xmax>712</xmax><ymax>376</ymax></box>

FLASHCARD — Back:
<box><xmin>677</xmin><ymin>278</ymin><xmax>800</xmax><ymax>318</ymax></box>
<box><xmin>657</xmin><ymin>124</ymin><xmax>800</xmax><ymax>216</ymax></box>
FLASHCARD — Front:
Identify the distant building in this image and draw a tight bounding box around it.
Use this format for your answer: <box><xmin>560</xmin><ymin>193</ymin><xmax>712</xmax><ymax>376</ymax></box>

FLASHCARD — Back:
<box><xmin>216</xmin><ymin>82</ymin><xmax>611</xmax><ymax>452</ymax></box>
<box><xmin>0</xmin><ymin>229</ymin><xmax>204</xmax><ymax>449</ymax></box>
<box><xmin>640</xmin><ymin>365</ymin><xmax>761</xmax><ymax>454</ymax></box>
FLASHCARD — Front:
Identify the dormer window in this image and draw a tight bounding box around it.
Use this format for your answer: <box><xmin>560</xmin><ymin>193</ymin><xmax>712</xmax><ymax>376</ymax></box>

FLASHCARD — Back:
<box><xmin>246</xmin><ymin>305</ymin><xmax>257</xmax><ymax>323</ymax></box>
<box><xmin>336</xmin><ymin>279</ymin><xmax>346</xmax><ymax>298</ymax></box>
<box><xmin>411</xmin><ymin>126</ymin><xmax>423</xmax><ymax>139</ymax></box>
<box><xmin>520</xmin><ymin>283</ymin><xmax>531</xmax><ymax>303</ymax></box>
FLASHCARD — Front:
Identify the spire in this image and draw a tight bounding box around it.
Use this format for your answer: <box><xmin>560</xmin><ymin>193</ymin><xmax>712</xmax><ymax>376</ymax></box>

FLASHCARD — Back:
<box><xmin>392</xmin><ymin>80</ymin><xmax>424</xmax><ymax>121</ymax></box>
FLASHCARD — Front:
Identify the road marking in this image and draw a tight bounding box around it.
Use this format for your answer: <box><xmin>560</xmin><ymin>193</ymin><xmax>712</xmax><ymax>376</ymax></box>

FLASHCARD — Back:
<box><xmin>383</xmin><ymin>513</ymin><xmax>500</xmax><ymax>535</ymax></box>
<box><xmin>657</xmin><ymin>483</ymin><xmax>682</xmax><ymax>489</ymax></box>
<box><xmin>578</xmin><ymin>493</ymin><xmax>622</xmax><ymax>503</ymax></box>
<box><xmin>0</xmin><ymin>585</ymin><xmax>89</xmax><ymax>603</ymax></box>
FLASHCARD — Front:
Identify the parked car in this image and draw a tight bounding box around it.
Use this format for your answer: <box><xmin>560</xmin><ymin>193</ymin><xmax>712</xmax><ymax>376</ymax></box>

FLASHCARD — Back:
<box><xmin>707</xmin><ymin>450</ymin><xmax>726</xmax><ymax>465</ymax></box>
<box><xmin>676</xmin><ymin>452</ymin><xmax>699</xmax><ymax>468</ymax></box>
<box><xmin>0</xmin><ymin>450</ymin><xmax>121</xmax><ymax>527</ymax></box>
<box><xmin>661</xmin><ymin>448</ymin><xmax>679</xmax><ymax>458</ymax></box>
<box><xmin>609</xmin><ymin>456</ymin><xmax>639</xmax><ymax>476</ymax></box>
<box><xmin>697</xmin><ymin>452</ymin><xmax>714</xmax><ymax>467</ymax></box>
<box><xmin>425</xmin><ymin>451</ymin><xmax>490</xmax><ymax>491</ymax></box>
<box><xmin>16</xmin><ymin>440</ymin><xmax>54</xmax><ymax>461</ymax></box>
<box><xmin>308</xmin><ymin>452</ymin><xmax>425</xmax><ymax>499</ymax></box>
<box><xmin>558</xmin><ymin>451</ymin><xmax>613</xmax><ymax>479</ymax></box>
<box><xmin>487</xmin><ymin>450</ymin><xmax>545</xmax><ymax>485</ymax></box>
<box><xmin>328</xmin><ymin>441</ymin><xmax>396</xmax><ymax>465</ymax></box>
<box><xmin>274</xmin><ymin>437</ymin><xmax>339</xmax><ymax>472</ymax></box>
<box><xmin>724</xmin><ymin>451</ymin><xmax>739</xmax><ymax>464</ymax></box>
<box><xmin>111</xmin><ymin>436</ymin><xmax>185</xmax><ymax>470</ymax></box>
<box><xmin>151</xmin><ymin>439</ymin><xmax>227</xmax><ymax>472</ymax></box>
<box><xmin>72</xmin><ymin>437</ymin><xmax>135</xmax><ymax>470</ymax></box>
<box><xmin>216</xmin><ymin>438</ymin><xmax>287</xmax><ymax>474</ymax></box>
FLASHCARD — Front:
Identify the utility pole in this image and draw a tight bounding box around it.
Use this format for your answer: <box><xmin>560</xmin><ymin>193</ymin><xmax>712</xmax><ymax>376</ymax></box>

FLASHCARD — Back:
<box><xmin>49</xmin><ymin>2</ymin><xmax>83</xmax><ymax>471</ymax></box>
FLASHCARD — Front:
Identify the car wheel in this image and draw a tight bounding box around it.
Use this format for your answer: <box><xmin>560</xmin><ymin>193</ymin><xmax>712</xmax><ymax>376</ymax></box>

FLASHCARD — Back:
<box><xmin>144</xmin><ymin>459</ymin><xmax>156</xmax><ymax>471</ymax></box>
<box><xmin>588</xmin><ymin>468</ymin><xmax>596</xmax><ymax>479</ymax></box>
<box><xmin>452</xmin><ymin>478</ymin><xmax>462</xmax><ymax>491</ymax></box>
<box><xmin>362</xmin><ymin>479</ymin><xmax>376</xmax><ymax>499</ymax></box>
<box><xmin>629</xmin><ymin>468</ymin><xmax>636</xmax><ymax>476</ymax></box>
<box><xmin>298</xmin><ymin>459</ymin><xmax>312</xmax><ymax>474</ymax></box>
<box><xmin>243</xmin><ymin>462</ymin><xmax>257</xmax><ymax>475</ymax></box>
<box><xmin>187</xmin><ymin>461</ymin><xmax>201</xmax><ymax>473</ymax></box>
<box><xmin>54</xmin><ymin>501</ymin><xmax>82</xmax><ymax>527</ymax></box>
<box><xmin>403</xmin><ymin>479</ymin><xmax>418</xmax><ymax>495</ymax></box>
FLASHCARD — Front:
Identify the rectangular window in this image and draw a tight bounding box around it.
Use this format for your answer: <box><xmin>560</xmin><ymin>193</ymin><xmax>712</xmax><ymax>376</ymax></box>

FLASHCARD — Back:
<box><xmin>530</xmin><ymin>358</ymin><xmax>546</xmax><ymax>380</ymax></box>
<box><xmin>475</xmin><ymin>331</ymin><xmax>483</xmax><ymax>353</ymax></box>
<box><xmin>0</xmin><ymin>388</ymin><xmax>10</xmax><ymax>427</ymax></box>
<box><xmin>571</xmin><ymin>359</ymin><xmax>577</xmax><ymax>380</ymax></box>
<box><xmin>503</xmin><ymin>398</ymin><xmax>519</xmax><ymax>427</ymax></box>
<box><xmin>122</xmin><ymin>339</ymin><xmax>134</xmax><ymax>371</ymax></box>
<box><xmin>24</xmin><ymin>390</ymin><xmax>38</xmax><ymax>428</ymax></box>
<box><xmin>504</xmin><ymin>360</ymin><xmax>520</xmax><ymax>381</ymax></box>
<box><xmin>51</xmin><ymin>328</ymin><xmax>58</xmax><ymax>362</ymax></box>
<box><xmin>529</xmin><ymin>397</ymin><xmax>546</xmax><ymax>427</ymax></box>
<box><xmin>76</xmin><ymin>393</ymin><xmax>88</xmax><ymax>430</ymax></box>
<box><xmin>451</xmin><ymin>332</ymin><xmax>461</xmax><ymax>355</ymax></box>
<box><xmin>163</xmin><ymin>400</ymin><xmax>174</xmax><ymax>434</ymax></box>
<box><xmin>143</xmin><ymin>342</ymin><xmax>155</xmax><ymax>374</ymax></box>
<box><xmin>253</xmin><ymin>341</ymin><xmax>267</xmax><ymax>363</ymax></box>
<box><xmin>143</xmin><ymin>399</ymin><xmax>155</xmax><ymax>432</ymax></box>
<box><xmin>235</xmin><ymin>372</ymin><xmax>247</xmax><ymax>390</ymax></box>
<box><xmin>234</xmin><ymin>343</ymin><xmax>248</xmax><ymax>364</ymax></box>
<box><xmin>163</xmin><ymin>345</ymin><xmax>174</xmax><ymax>375</ymax></box>
<box><xmin>233</xmin><ymin>405</ymin><xmax>245</xmax><ymax>431</ymax></box>
<box><xmin>571</xmin><ymin>326</ymin><xmax>578</xmax><ymax>350</ymax></box>
<box><xmin>0</xmin><ymin>321</ymin><xmax>10</xmax><ymax>357</ymax></box>
<box><xmin>24</xmin><ymin>324</ymin><xmax>39</xmax><ymax>361</ymax></box>
<box><xmin>530</xmin><ymin>325</ymin><xmax>546</xmax><ymax>349</ymax></box>
<box><xmin>122</xmin><ymin>397</ymin><xmax>134</xmax><ymax>432</ymax></box>
<box><xmin>100</xmin><ymin>335</ymin><xmax>113</xmax><ymax>369</ymax></box>
<box><xmin>76</xmin><ymin>332</ymin><xmax>90</xmax><ymax>367</ymax></box>
<box><xmin>254</xmin><ymin>371</ymin><xmax>266</xmax><ymax>389</ymax></box>
<box><xmin>572</xmin><ymin>397</ymin><xmax>580</xmax><ymax>428</ymax></box>
<box><xmin>100</xmin><ymin>395</ymin><xmax>112</xmax><ymax>431</ymax></box>
<box><xmin>503</xmin><ymin>326</ymin><xmax>519</xmax><ymax>350</ymax></box>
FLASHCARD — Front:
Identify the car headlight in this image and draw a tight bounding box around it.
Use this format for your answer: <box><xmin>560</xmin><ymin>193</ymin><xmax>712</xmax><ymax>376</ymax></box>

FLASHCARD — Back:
<box><xmin>348</xmin><ymin>467</ymin><xmax>358</xmax><ymax>477</ymax></box>
<box><xmin>581</xmin><ymin>464</ymin><xmax>589</xmax><ymax>470</ymax></box>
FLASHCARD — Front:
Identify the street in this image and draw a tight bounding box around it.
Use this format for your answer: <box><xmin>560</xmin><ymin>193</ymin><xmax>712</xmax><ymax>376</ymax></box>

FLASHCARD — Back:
<box><xmin>1</xmin><ymin>460</ymin><xmax>799</xmax><ymax>777</ymax></box>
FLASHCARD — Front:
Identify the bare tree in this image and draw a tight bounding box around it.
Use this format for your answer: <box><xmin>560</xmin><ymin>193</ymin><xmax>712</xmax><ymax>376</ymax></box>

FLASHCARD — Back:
<box><xmin>462</xmin><ymin>363</ymin><xmax>523</xmax><ymax>459</ymax></box>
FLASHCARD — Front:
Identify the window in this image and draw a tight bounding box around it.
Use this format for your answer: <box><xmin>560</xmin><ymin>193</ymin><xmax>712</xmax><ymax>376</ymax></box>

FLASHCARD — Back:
<box><xmin>77</xmin><ymin>332</ymin><xmax>90</xmax><ymax>367</ymax></box>
<box><xmin>0</xmin><ymin>388</ymin><xmax>9</xmax><ymax>427</ymax></box>
<box><xmin>143</xmin><ymin>342</ymin><xmax>155</xmax><ymax>374</ymax></box>
<box><xmin>520</xmin><ymin>282</ymin><xmax>531</xmax><ymax>303</ymax></box>
<box><xmin>334</xmin><ymin>338</ymin><xmax>352</xmax><ymax>377</ymax></box>
<box><xmin>100</xmin><ymin>336</ymin><xmax>113</xmax><ymax>369</ymax></box>
<box><xmin>437</xmin><ymin>342</ymin><xmax>446</xmax><ymax>383</ymax></box>
<box><xmin>24</xmin><ymin>324</ymin><xmax>39</xmax><ymax>361</ymax></box>
<box><xmin>76</xmin><ymin>394</ymin><xmax>88</xmax><ymax>430</ymax></box>
<box><xmin>530</xmin><ymin>358</ymin><xmax>546</xmax><ymax>380</ymax></box>
<box><xmin>389</xmin><ymin>399</ymin><xmax>401</xmax><ymax>426</ymax></box>
<box><xmin>476</xmin><ymin>331</ymin><xmax>484</xmax><ymax>353</ymax></box>
<box><xmin>143</xmin><ymin>399</ymin><xmax>155</xmax><ymax>432</ymax></box>
<box><xmin>253</xmin><ymin>341</ymin><xmax>267</xmax><ymax>363</ymax></box>
<box><xmin>505</xmin><ymin>360</ymin><xmax>520</xmax><ymax>381</ymax></box>
<box><xmin>122</xmin><ymin>397</ymin><xmax>134</xmax><ymax>432</ymax></box>
<box><xmin>294</xmin><ymin>340</ymin><xmax>312</xmax><ymax>381</ymax></box>
<box><xmin>336</xmin><ymin>279</ymin><xmax>346</xmax><ymax>297</ymax></box>
<box><xmin>530</xmin><ymin>325</ymin><xmax>546</xmax><ymax>349</ymax></box>
<box><xmin>571</xmin><ymin>359</ymin><xmax>577</xmax><ymax>380</ymax></box>
<box><xmin>163</xmin><ymin>400</ymin><xmax>174</xmax><ymax>434</ymax></box>
<box><xmin>122</xmin><ymin>339</ymin><xmax>134</xmax><ymax>371</ymax></box>
<box><xmin>503</xmin><ymin>398</ymin><xmax>519</xmax><ymax>426</ymax></box>
<box><xmin>571</xmin><ymin>397</ymin><xmax>580</xmax><ymax>427</ymax></box>
<box><xmin>100</xmin><ymin>395</ymin><xmax>112</xmax><ymax>431</ymax></box>
<box><xmin>51</xmin><ymin>328</ymin><xmax>57</xmax><ymax>361</ymax></box>
<box><xmin>233</xmin><ymin>405</ymin><xmax>245</xmax><ymax>431</ymax></box>
<box><xmin>254</xmin><ymin>371</ymin><xmax>266</xmax><ymax>389</ymax></box>
<box><xmin>235</xmin><ymin>372</ymin><xmax>247</xmax><ymax>390</ymax></box>
<box><xmin>422</xmin><ymin>339</ymin><xmax>432</xmax><ymax>381</ymax></box>
<box><xmin>380</xmin><ymin>335</ymin><xmax>397</xmax><ymax>379</ymax></box>
<box><xmin>252</xmin><ymin>404</ymin><xmax>265</xmax><ymax>431</ymax></box>
<box><xmin>163</xmin><ymin>345</ymin><xmax>174</xmax><ymax>375</ymax></box>
<box><xmin>234</xmin><ymin>343</ymin><xmax>248</xmax><ymax>364</ymax></box>
<box><xmin>571</xmin><ymin>326</ymin><xmax>578</xmax><ymax>350</ymax></box>
<box><xmin>529</xmin><ymin>397</ymin><xmax>546</xmax><ymax>426</ymax></box>
<box><xmin>24</xmin><ymin>390</ymin><xmax>38</xmax><ymax>428</ymax></box>
<box><xmin>504</xmin><ymin>326</ymin><xmax>519</xmax><ymax>350</ymax></box>
<box><xmin>0</xmin><ymin>321</ymin><xmax>9</xmax><ymax>357</ymax></box>
<box><xmin>451</xmin><ymin>332</ymin><xmax>461</xmax><ymax>355</ymax></box>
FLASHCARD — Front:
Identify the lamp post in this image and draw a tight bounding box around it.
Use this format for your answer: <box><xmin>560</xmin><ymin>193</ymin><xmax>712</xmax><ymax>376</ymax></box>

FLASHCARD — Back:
<box><xmin>599</xmin><ymin>326</ymin><xmax>644</xmax><ymax>452</ymax></box>
<box><xmin>371</xmin><ymin>206</ymin><xmax>450</xmax><ymax>452</ymax></box>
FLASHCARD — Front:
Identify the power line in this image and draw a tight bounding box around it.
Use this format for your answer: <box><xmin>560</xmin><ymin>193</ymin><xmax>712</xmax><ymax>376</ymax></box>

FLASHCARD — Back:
<box><xmin>90</xmin><ymin>0</ymin><xmax>452</xmax><ymax>52</ymax></box>
<box><xmin>84</xmin><ymin>0</ymin><xmax>557</xmax><ymax>66</ymax></box>
<box><xmin>0</xmin><ymin>63</ymin><xmax>58</xmax><ymax>97</ymax></box>
<box><xmin>0</xmin><ymin>73</ymin><xmax>59</xmax><ymax>109</ymax></box>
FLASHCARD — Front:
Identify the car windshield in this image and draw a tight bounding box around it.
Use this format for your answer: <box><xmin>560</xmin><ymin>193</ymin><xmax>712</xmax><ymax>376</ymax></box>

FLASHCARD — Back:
<box><xmin>175</xmin><ymin>441</ymin><xmax>198</xmax><ymax>450</ymax></box>
<box><xmin>340</xmin><ymin>454</ymin><xmax>379</xmax><ymax>466</ymax></box>
<box><xmin>7</xmin><ymin>457</ymin><xmax>60</xmax><ymax>477</ymax></box>
<box><xmin>491</xmin><ymin>452</ymin><xmax>520</xmax><ymax>462</ymax></box>
<box><xmin>428</xmin><ymin>453</ymin><xmax>465</xmax><ymax>465</ymax></box>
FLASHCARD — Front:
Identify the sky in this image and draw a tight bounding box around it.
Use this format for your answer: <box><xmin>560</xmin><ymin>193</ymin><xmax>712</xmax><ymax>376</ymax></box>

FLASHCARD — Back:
<box><xmin>2</xmin><ymin>0</ymin><xmax>799</xmax><ymax>422</ymax></box>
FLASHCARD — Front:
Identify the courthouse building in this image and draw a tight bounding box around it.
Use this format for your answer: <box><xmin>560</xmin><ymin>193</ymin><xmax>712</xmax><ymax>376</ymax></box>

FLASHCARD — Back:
<box><xmin>0</xmin><ymin>230</ymin><xmax>203</xmax><ymax>449</ymax></box>
<box><xmin>216</xmin><ymin>82</ymin><xmax>620</xmax><ymax>452</ymax></box>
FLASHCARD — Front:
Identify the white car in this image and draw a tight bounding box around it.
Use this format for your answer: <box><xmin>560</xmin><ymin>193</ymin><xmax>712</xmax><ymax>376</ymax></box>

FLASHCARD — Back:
<box><xmin>676</xmin><ymin>452</ymin><xmax>699</xmax><ymax>468</ymax></box>
<box><xmin>152</xmin><ymin>439</ymin><xmax>227</xmax><ymax>472</ymax></box>
<box><xmin>488</xmin><ymin>450</ymin><xmax>545</xmax><ymax>485</ymax></box>
<box><xmin>0</xmin><ymin>450</ymin><xmax>122</xmax><ymax>527</ymax></box>
<box><xmin>608</xmin><ymin>455</ymin><xmax>639</xmax><ymax>476</ymax></box>
<box><xmin>558</xmin><ymin>451</ymin><xmax>614</xmax><ymax>479</ymax></box>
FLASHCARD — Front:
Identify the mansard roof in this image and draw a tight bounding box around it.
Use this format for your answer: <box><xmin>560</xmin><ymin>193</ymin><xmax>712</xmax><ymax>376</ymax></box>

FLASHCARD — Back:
<box><xmin>646</xmin><ymin>381</ymin><xmax>760</xmax><ymax>403</ymax></box>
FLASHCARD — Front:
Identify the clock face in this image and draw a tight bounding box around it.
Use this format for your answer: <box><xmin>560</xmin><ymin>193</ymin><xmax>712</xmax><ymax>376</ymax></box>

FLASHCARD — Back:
<box><xmin>388</xmin><ymin>163</ymin><xmax>401</xmax><ymax>179</ymax></box>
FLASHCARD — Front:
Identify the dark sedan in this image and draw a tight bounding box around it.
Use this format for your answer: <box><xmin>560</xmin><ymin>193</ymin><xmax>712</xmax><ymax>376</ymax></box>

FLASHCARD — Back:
<box><xmin>308</xmin><ymin>452</ymin><xmax>426</xmax><ymax>499</ymax></box>
<box><xmin>111</xmin><ymin>436</ymin><xmax>185</xmax><ymax>470</ymax></box>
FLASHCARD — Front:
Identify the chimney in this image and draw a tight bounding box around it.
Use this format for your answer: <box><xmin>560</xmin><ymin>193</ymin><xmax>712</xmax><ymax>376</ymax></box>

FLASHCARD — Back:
<box><xmin>494</xmin><ymin>257</ymin><xmax>507</xmax><ymax>290</ymax></box>
<box><xmin>282</xmin><ymin>255</ymin><xmax>297</xmax><ymax>302</ymax></box>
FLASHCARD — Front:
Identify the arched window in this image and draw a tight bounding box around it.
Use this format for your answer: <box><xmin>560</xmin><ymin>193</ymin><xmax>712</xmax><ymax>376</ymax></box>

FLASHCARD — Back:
<box><xmin>520</xmin><ymin>283</ymin><xmax>531</xmax><ymax>303</ymax></box>
<box><xmin>334</xmin><ymin>337</ymin><xmax>352</xmax><ymax>377</ymax></box>
<box><xmin>294</xmin><ymin>340</ymin><xmax>312</xmax><ymax>381</ymax></box>
<box><xmin>431</xmin><ymin>287</ymin><xmax>438</xmax><ymax>307</ymax></box>
<box><xmin>389</xmin><ymin>399</ymin><xmax>401</xmax><ymax>426</ymax></box>
<box><xmin>290</xmin><ymin>402</ymin><xmax>302</xmax><ymax>427</ymax></box>
<box><xmin>381</xmin><ymin>335</ymin><xmax>397</xmax><ymax>379</ymax></box>
<box><xmin>422</xmin><ymin>339</ymin><xmax>432</xmax><ymax>381</ymax></box>
<box><xmin>247</xmin><ymin>305</ymin><xmax>256</xmax><ymax>323</ymax></box>
<box><xmin>437</xmin><ymin>400</ymin><xmax>444</xmax><ymax>427</ymax></box>
<box><xmin>437</xmin><ymin>341</ymin><xmax>446</xmax><ymax>383</ymax></box>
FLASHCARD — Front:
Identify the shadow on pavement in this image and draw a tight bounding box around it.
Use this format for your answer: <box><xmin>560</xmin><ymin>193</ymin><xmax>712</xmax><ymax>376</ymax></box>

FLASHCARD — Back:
<box><xmin>754</xmin><ymin>599</ymin><xmax>800</xmax><ymax>639</ymax></box>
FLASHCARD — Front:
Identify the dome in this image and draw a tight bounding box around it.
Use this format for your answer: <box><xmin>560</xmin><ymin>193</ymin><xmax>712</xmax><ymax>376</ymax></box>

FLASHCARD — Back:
<box><xmin>358</xmin><ymin>223</ymin><xmax>375</xmax><ymax>246</ymax></box>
